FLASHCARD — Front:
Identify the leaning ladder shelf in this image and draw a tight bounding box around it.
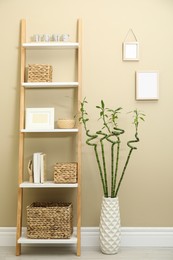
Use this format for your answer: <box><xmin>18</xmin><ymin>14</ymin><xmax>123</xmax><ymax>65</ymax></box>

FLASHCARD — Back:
<box><xmin>16</xmin><ymin>19</ymin><xmax>82</xmax><ymax>256</ymax></box>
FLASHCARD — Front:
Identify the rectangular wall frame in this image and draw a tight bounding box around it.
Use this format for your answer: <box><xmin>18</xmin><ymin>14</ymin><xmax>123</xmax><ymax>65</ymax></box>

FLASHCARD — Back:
<box><xmin>136</xmin><ymin>71</ymin><xmax>159</xmax><ymax>100</ymax></box>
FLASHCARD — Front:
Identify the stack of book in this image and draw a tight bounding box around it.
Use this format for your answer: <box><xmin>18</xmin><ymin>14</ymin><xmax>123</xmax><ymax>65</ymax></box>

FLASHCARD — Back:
<box><xmin>33</xmin><ymin>152</ymin><xmax>46</xmax><ymax>183</ymax></box>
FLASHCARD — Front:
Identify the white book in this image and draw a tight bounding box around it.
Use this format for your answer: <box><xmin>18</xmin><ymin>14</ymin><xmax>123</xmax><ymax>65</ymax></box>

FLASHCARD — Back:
<box><xmin>40</xmin><ymin>153</ymin><xmax>46</xmax><ymax>183</ymax></box>
<box><xmin>33</xmin><ymin>152</ymin><xmax>41</xmax><ymax>183</ymax></box>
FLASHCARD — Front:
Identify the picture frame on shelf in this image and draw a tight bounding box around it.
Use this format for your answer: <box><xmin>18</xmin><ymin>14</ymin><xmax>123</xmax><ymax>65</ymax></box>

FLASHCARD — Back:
<box><xmin>25</xmin><ymin>107</ymin><xmax>54</xmax><ymax>130</ymax></box>
<box><xmin>136</xmin><ymin>71</ymin><xmax>159</xmax><ymax>100</ymax></box>
<box><xmin>123</xmin><ymin>42</ymin><xmax>139</xmax><ymax>61</ymax></box>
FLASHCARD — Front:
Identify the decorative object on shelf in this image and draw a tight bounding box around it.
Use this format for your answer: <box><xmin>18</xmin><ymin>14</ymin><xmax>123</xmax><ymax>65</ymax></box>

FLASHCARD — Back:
<box><xmin>57</xmin><ymin>119</ymin><xmax>75</xmax><ymax>129</ymax></box>
<box><xmin>32</xmin><ymin>34</ymin><xmax>70</xmax><ymax>42</ymax></box>
<box><xmin>42</xmin><ymin>34</ymin><xmax>51</xmax><ymax>42</ymax></box>
<box><xmin>25</xmin><ymin>107</ymin><xmax>54</xmax><ymax>130</ymax></box>
<box><xmin>61</xmin><ymin>34</ymin><xmax>70</xmax><ymax>42</ymax></box>
<box><xmin>54</xmin><ymin>162</ymin><xmax>78</xmax><ymax>183</ymax></box>
<box><xmin>52</xmin><ymin>34</ymin><xmax>61</xmax><ymax>42</ymax></box>
<box><xmin>123</xmin><ymin>29</ymin><xmax>139</xmax><ymax>61</ymax></box>
<box><xmin>100</xmin><ymin>197</ymin><xmax>120</xmax><ymax>254</ymax></box>
<box><xmin>33</xmin><ymin>34</ymin><xmax>42</xmax><ymax>42</ymax></box>
<box><xmin>136</xmin><ymin>71</ymin><xmax>159</xmax><ymax>100</ymax></box>
<box><xmin>27</xmin><ymin>160</ymin><xmax>33</xmax><ymax>183</ymax></box>
<box><xmin>79</xmin><ymin>98</ymin><xmax>145</xmax><ymax>254</ymax></box>
<box><xmin>27</xmin><ymin>202</ymin><xmax>73</xmax><ymax>239</ymax></box>
<box><xmin>27</xmin><ymin>64</ymin><xmax>53</xmax><ymax>82</ymax></box>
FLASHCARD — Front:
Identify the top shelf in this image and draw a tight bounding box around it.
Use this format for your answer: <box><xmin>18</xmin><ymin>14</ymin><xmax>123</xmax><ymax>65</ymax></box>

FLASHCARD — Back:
<box><xmin>22</xmin><ymin>42</ymin><xmax>79</xmax><ymax>49</ymax></box>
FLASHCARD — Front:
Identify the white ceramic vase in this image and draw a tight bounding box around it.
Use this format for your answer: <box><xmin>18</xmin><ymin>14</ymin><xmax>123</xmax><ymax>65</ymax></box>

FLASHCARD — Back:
<box><xmin>99</xmin><ymin>197</ymin><xmax>121</xmax><ymax>254</ymax></box>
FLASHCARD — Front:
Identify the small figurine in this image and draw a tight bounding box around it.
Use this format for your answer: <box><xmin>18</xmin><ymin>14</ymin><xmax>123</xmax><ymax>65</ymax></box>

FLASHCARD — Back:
<box><xmin>28</xmin><ymin>160</ymin><xmax>33</xmax><ymax>183</ymax></box>
<box><xmin>61</xmin><ymin>34</ymin><xmax>70</xmax><ymax>42</ymax></box>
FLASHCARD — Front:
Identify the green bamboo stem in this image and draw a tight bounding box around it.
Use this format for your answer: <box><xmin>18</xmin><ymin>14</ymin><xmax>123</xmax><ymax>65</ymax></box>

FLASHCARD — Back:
<box><xmin>111</xmin><ymin>143</ymin><xmax>115</xmax><ymax>197</ymax></box>
<box><xmin>106</xmin><ymin>128</ymin><xmax>124</xmax><ymax>197</ymax></box>
<box><xmin>127</xmin><ymin>133</ymin><xmax>139</xmax><ymax>149</ymax></box>
<box><xmin>100</xmin><ymin>138</ymin><xmax>108</xmax><ymax>197</ymax></box>
<box><xmin>114</xmin><ymin>133</ymin><xmax>139</xmax><ymax>197</ymax></box>
<box><xmin>80</xmin><ymin>101</ymin><xmax>107</xmax><ymax>196</ymax></box>
<box><xmin>84</xmin><ymin>131</ymin><xmax>107</xmax><ymax>196</ymax></box>
<box><xmin>105</xmin><ymin>135</ymin><xmax>117</xmax><ymax>197</ymax></box>
<box><xmin>97</xmin><ymin>131</ymin><xmax>109</xmax><ymax>197</ymax></box>
<box><xmin>114</xmin><ymin>148</ymin><xmax>133</xmax><ymax>197</ymax></box>
<box><xmin>113</xmin><ymin>138</ymin><xmax>120</xmax><ymax>196</ymax></box>
<box><xmin>94</xmin><ymin>145</ymin><xmax>107</xmax><ymax>196</ymax></box>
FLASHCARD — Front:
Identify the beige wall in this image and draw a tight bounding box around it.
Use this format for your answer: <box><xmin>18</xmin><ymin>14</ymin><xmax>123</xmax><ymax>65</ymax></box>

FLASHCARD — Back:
<box><xmin>0</xmin><ymin>0</ymin><xmax>173</xmax><ymax>227</ymax></box>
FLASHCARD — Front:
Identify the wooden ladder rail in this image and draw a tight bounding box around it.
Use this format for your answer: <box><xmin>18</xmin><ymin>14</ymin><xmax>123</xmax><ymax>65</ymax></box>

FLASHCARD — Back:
<box><xmin>16</xmin><ymin>19</ymin><xmax>26</xmax><ymax>256</ymax></box>
<box><xmin>76</xmin><ymin>18</ymin><xmax>82</xmax><ymax>257</ymax></box>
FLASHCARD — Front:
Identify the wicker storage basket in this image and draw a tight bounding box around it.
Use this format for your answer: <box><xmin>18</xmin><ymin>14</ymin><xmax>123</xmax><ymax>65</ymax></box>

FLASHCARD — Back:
<box><xmin>54</xmin><ymin>162</ymin><xmax>78</xmax><ymax>183</ymax></box>
<box><xmin>27</xmin><ymin>202</ymin><xmax>73</xmax><ymax>239</ymax></box>
<box><xmin>27</xmin><ymin>64</ymin><xmax>53</xmax><ymax>82</ymax></box>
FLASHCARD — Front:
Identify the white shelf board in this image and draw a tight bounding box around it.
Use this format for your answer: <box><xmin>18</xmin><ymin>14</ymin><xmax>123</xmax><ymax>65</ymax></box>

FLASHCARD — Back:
<box><xmin>18</xmin><ymin>234</ymin><xmax>77</xmax><ymax>244</ymax></box>
<box><xmin>22</xmin><ymin>42</ymin><xmax>79</xmax><ymax>49</ymax></box>
<box><xmin>22</xmin><ymin>82</ymin><xmax>79</xmax><ymax>88</ymax></box>
<box><xmin>20</xmin><ymin>181</ymin><xmax>78</xmax><ymax>188</ymax></box>
<box><xmin>21</xmin><ymin>128</ymin><xmax>78</xmax><ymax>133</ymax></box>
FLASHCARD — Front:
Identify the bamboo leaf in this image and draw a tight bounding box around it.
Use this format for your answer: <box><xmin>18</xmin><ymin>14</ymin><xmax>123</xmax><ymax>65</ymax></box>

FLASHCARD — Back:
<box><xmin>101</xmin><ymin>100</ymin><xmax>105</xmax><ymax>109</ymax></box>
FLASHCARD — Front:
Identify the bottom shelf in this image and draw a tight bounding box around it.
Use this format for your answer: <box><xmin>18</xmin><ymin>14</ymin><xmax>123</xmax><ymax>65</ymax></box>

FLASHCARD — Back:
<box><xmin>18</xmin><ymin>234</ymin><xmax>77</xmax><ymax>244</ymax></box>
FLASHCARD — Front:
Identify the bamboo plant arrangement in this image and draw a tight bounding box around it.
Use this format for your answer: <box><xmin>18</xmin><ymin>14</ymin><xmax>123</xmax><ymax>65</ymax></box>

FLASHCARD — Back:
<box><xmin>79</xmin><ymin>98</ymin><xmax>145</xmax><ymax>198</ymax></box>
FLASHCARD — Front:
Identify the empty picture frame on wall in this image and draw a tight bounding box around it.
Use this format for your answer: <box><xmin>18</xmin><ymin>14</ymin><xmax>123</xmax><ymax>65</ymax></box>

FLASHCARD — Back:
<box><xmin>136</xmin><ymin>71</ymin><xmax>159</xmax><ymax>100</ymax></box>
<box><xmin>123</xmin><ymin>29</ymin><xmax>139</xmax><ymax>61</ymax></box>
<box><xmin>123</xmin><ymin>42</ymin><xmax>139</xmax><ymax>61</ymax></box>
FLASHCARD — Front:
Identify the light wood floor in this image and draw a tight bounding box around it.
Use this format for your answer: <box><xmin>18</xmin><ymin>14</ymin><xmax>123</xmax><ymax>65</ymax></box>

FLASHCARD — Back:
<box><xmin>0</xmin><ymin>246</ymin><xmax>173</xmax><ymax>259</ymax></box>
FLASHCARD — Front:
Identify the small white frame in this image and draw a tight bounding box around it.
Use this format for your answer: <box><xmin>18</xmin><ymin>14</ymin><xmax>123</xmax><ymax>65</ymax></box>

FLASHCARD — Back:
<box><xmin>25</xmin><ymin>108</ymin><xmax>54</xmax><ymax>130</ymax></box>
<box><xmin>136</xmin><ymin>71</ymin><xmax>159</xmax><ymax>100</ymax></box>
<box><xmin>123</xmin><ymin>42</ymin><xmax>139</xmax><ymax>61</ymax></box>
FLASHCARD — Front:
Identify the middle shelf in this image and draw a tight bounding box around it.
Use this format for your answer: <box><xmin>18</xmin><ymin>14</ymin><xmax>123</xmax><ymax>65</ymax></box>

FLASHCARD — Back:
<box><xmin>20</xmin><ymin>181</ymin><xmax>78</xmax><ymax>188</ymax></box>
<box><xmin>22</xmin><ymin>82</ymin><xmax>79</xmax><ymax>88</ymax></box>
<box><xmin>21</xmin><ymin>128</ymin><xmax>78</xmax><ymax>133</ymax></box>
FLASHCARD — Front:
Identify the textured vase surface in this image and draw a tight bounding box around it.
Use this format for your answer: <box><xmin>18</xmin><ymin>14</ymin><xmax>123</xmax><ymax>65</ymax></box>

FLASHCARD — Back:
<box><xmin>99</xmin><ymin>197</ymin><xmax>121</xmax><ymax>254</ymax></box>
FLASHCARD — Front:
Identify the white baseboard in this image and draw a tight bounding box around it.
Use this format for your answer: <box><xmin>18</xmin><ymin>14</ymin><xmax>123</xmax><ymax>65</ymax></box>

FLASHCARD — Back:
<box><xmin>0</xmin><ymin>227</ymin><xmax>173</xmax><ymax>247</ymax></box>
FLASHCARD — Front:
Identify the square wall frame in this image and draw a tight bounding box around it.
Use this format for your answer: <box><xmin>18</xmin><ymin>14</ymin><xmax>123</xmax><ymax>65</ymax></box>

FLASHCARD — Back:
<box><xmin>123</xmin><ymin>42</ymin><xmax>139</xmax><ymax>61</ymax></box>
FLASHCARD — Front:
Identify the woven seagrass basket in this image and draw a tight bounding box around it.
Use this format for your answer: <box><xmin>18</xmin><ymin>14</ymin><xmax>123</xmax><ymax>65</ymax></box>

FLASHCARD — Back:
<box><xmin>57</xmin><ymin>119</ymin><xmax>75</xmax><ymax>129</ymax></box>
<box><xmin>27</xmin><ymin>64</ymin><xmax>53</xmax><ymax>82</ymax></box>
<box><xmin>54</xmin><ymin>162</ymin><xmax>78</xmax><ymax>183</ymax></box>
<box><xmin>27</xmin><ymin>202</ymin><xmax>73</xmax><ymax>239</ymax></box>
